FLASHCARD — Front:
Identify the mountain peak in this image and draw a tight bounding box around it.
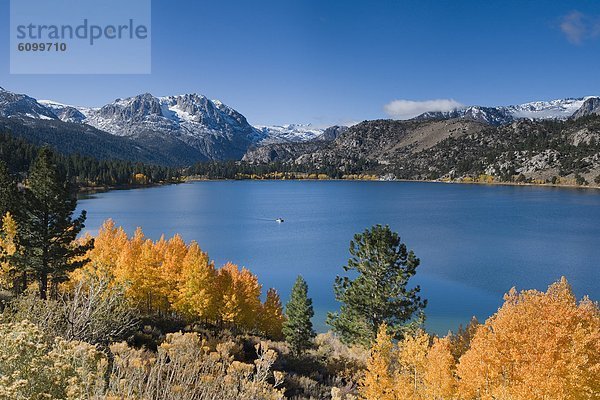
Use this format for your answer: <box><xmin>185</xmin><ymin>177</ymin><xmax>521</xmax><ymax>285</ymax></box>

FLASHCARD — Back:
<box><xmin>571</xmin><ymin>97</ymin><xmax>600</xmax><ymax>119</ymax></box>
<box><xmin>413</xmin><ymin>97</ymin><xmax>600</xmax><ymax>125</ymax></box>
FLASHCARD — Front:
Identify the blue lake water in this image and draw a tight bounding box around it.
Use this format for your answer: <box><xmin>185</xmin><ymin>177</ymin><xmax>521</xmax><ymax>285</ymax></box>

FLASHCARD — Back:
<box><xmin>77</xmin><ymin>181</ymin><xmax>600</xmax><ymax>335</ymax></box>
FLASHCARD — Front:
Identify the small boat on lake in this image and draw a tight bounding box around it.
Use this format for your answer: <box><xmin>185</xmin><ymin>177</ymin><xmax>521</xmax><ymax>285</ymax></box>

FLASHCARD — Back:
<box><xmin>275</xmin><ymin>218</ymin><xmax>284</xmax><ymax>223</ymax></box>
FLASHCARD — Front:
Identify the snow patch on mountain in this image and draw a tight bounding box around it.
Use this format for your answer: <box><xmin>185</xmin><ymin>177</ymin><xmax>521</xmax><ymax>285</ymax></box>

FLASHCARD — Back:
<box><xmin>413</xmin><ymin>97</ymin><xmax>600</xmax><ymax>125</ymax></box>
<box><xmin>254</xmin><ymin>124</ymin><xmax>324</xmax><ymax>145</ymax></box>
<box><xmin>506</xmin><ymin>97</ymin><xmax>592</xmax><ymax>120</ymax></box>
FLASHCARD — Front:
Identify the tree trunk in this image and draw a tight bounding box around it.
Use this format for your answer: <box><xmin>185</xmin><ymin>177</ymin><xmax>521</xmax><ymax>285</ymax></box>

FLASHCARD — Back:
<box><xmin>39</xmin><ymin>273</ymin><xmax>48</xmax><ymax>299</ymax></box>
<box><xmin>21</xmin><ymin>272</ymin><xmax>27</xmax><ymax>293</ymax></box>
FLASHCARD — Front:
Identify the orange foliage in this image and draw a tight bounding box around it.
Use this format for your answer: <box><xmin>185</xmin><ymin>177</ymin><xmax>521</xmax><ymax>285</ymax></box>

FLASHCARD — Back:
<box><xmin>361</xmin><ymin>277</ymin><xmax>599</xmax><ymax>400</ymax></box>
<box><xmin>457</xmin><ymin>277</ymin><xmax>599</xmax><ymax>400</ymax></box>
<box><xmin>79</xmin><ymin>219</ymin><xmax>282</xmax><ymax>336</ymax></box>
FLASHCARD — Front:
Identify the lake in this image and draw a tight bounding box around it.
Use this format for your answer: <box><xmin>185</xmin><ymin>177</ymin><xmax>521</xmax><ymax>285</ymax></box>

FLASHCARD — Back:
<box><xmin>77</xmin><ymin>181</ymin><xmax>600</xmax><ymax>334</ymax></box>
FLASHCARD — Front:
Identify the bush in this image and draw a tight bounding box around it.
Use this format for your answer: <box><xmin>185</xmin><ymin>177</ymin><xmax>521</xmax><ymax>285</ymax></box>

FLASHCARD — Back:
<box><xmin>4</xmin><ymin>271</ymin><xmax>138</xmax><ymax>346</ymax></box>
<box><xmin>106</xmin><ymin>332</ymin><xmax>285</xmax><ymax>399</ymax></box>
<box><xmin>0</xmin><ymin>320</ymin><xmax>106</xmax><ymax>399</ymax></box>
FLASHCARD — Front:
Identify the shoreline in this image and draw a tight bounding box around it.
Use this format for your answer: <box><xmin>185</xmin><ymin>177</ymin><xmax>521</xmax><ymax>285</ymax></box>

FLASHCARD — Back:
<box><xmin>77</xmin><ymin>176</ymin><xmax>600</xmax><ymax>197</ymax></box>
<box><xmin>77</xmin><ymin>180</ymin><xmax>184</xmax><ymax>196</ymax></box>
<box><xmin>185</xmin><ymin>176</ymin><xmax>600</xmax><ymax>191</ymax></box>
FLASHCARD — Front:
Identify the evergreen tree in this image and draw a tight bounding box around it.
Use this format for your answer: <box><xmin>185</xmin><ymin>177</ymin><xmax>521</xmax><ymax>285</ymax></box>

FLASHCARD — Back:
<box><xmin>327</xmin><ymin>224</ymin><xmax>426</xmax><ymax>346</ymax></box>
<box><xmin>20</xmin><ymin>148</ymin><xmax>93</xmax><ymax>299</ymax></box>
<box><xmin>0</xmin><ymin>160</ymin><xmax>19</xmax><ymax>217</ymax></box>
<box><xmin>282</xmin><ymin>275</ymin><xmax>315</xmax><ymax>354</ymax></box>
<box><xmin>0</xmin><ymin>160</ymin><xmax>27</xmax><ymax>293</ymax></box>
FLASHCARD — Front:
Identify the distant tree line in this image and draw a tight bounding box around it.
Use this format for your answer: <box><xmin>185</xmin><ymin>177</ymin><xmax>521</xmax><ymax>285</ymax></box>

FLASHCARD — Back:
<box><xmin>187</xmin><ymin>160</ymin><xmax>346</xmax><ymax>179</ymax></box>
<box><xmin>0</xmin><ymin>131</ymin><xmax>181</xmax><ymax>188</ymax></box>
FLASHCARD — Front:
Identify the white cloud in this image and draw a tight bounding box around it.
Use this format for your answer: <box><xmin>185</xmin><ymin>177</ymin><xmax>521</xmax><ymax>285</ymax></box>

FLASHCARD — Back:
<box><xmin>383</xmin><ymin>99</ymin><xmax>463</xmax><ymax>119</ymax></box>
<box><xmin>560</xmin><ymin>11</ymin><xmax>600</xmax><ymax>45</ymax></box>
<box><xmin>560</xmin><ymin>11</ymin><xmax>587</xmax><ymax>44</ymax></box>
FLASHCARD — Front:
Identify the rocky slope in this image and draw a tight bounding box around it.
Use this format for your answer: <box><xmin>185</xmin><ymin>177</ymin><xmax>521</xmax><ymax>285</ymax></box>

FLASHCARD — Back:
<box><xmin>2</xmin><ymin>87</ymin><xmax>323</xmax><ymax>164</ymax></box>
<box><xmin>0</xmin><ymin>87</ymin><xmax>57</xmax><ymax>120</ymax></box>
<box><xmin>2</xmin><ymin>86</ymin><xmax>600</xmax><ymax>178</ymax></box>
<box><xmin>45</xmin><ymin>93</ymin><xmax>262</xmax><ymax>161</ymax></box>
<box><xmin>571</xmin><ymin>97</ymin><xmax>600</xmax><ymax>119</ymax></box>
<box><xmin>254</xmin><ymin>124</ymin><xmax>324</xmax><ymax>145</ymax></box>
<box><xmin>243</xmin><ymin>116</ymin><xmax>600</xmax><ymax>184</ymax></box>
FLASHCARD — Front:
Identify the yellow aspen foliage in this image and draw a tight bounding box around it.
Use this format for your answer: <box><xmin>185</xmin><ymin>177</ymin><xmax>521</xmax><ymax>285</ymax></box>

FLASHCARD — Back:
<box><xmin>457</xmin><ymin>277</ymin><xmax>600</xmax><ymax>400</ymax></box>
<box><xmin>160</xmin><ymin>234</ymin><xmax>188</xmax><ymax>303</ymax></box>
<box><xmin>238</xmin><ymin>267</ymin><xmax>263</xmax><ymax>329</ymax></box>
<box><xmin>360</xmin><ymin>323</ymin><xmax>396</xmax><ymax>400</ymax></box>
<box><xmin>259</xmin><ymin>288</ymin><xmax>285</xmax><ymax>339</ymax></box>
<box><xmin>423</xmin><ymin>336</ymin><xmax>457</xmax><ymax>400</ymax></box>
<box><xmin>394</xmin><ymin>330</ymin><xmax>429</xmax><ymax>400</ymax></box>
<box><xmin>174</xmin><ymin>242</ymin><xmax>216</xmax><ymax>320</ymax></box>
<box><xmin>0</xmin><ymin>212</ymin><xmax>19</xmax><ymax>289</ymax></box>
<box><xmin>88</xmin><ymin>219</ymin><xmax>128</xmax><ymax>271</ymax></box>
<box><xmin>77</xmin><ymin>220</ymin><xmax>283</xmax><ymax>333</ymax></box>
<box><xmin>218</xmin><ymin>263</ymin><xmax>244</xmax><ymax>324</ymax></box>
<box><xmin>216</xmin><ymin>263</ymin><xmax>263</xmax><ymax>330</ymax></box>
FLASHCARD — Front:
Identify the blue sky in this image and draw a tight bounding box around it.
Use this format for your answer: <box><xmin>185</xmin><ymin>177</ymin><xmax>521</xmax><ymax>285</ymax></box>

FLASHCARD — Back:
<box><xmin>1</xmin><ymin>0</ymin><xmax>600</xmax><ymax>126</ymax></box>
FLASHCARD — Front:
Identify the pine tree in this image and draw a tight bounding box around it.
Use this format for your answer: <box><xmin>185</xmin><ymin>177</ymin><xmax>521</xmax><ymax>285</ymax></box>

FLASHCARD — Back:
<box><xmin>20</xmin><ymin>148</ymin><xmax>93</xmax><ymax>299</ymax></box>
<box><xmin>282</xmin><ymin>275</ymin><xmax>315</xmax><ymax>354</ymax></box>
<box><xmin>0</xmin><ymin>161</ymin><xmax>19</xmax><ymax>218</ymax></box>
<box><xmin>327</xmin><ymin>224</ymin><xmax>426</xmax><ymax>346</ymax></box>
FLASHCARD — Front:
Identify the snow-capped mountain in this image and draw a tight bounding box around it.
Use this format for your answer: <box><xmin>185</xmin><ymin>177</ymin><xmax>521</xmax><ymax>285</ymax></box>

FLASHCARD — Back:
<box><xmin>2</xmin><ymin>87</ymin><xmax>325</xmax><ymax>161</ymax></box>
<box><xmin>41</xmin><ymin>93</ymin><xmax>324</xmax><ymax>156</ymax></box>
<box><xmin>255</xmin><ymin>124</ymin><xmax>324</xmax><ymax>145</ymax></box>
<box><xmin>413</xmin><ymin>97</ymin><xmax>600</xmax><ymax>125</ymax></box>
<box><xmin>0</xmin><ymin>87</ymin><xmax>58</xmax><ymax>120</ymax></box>
<box><xmin>571</xmin><ymin>97</ymin><xmax>600</xmax><ymax>119</ymax></box>
<box><xmin>505</xmin><ymin>97</ymin><xmax>590</xmax><ymax>120</ymax></box>
<box><xmin>2</xmin><ymin>86</ymin><xmax>600</xmax><ymax>165</ymax></box>
<box><xmin>414</xmin><ymin>106</ymin><xmax>513</xmax><ymax>125</ymax></box>
<box><xmin>38</xmin><ymin>100</ymin><xmax>89</xmax><ymax>123</ymax></box>
<box><xmin>43</xmin><ymin>93</ymin><xmax>262</xmax><ymax>160</ymax></box>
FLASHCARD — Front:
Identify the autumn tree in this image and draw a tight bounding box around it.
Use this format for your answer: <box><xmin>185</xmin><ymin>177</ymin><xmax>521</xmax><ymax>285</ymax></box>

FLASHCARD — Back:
<box><xmin>328</xmin><ymin>224</ymin><xmax>426</xmax><ymax>346</ymax></box>
<box><xmin>0</xmin><ymin>213</ymin><xmax>19</xmax><ymax>291</ymax></box>
<box><xmin>423</xmin><ymin>336</ymin><xmax>457</xmax><ymax>400</ymax></box>
<box><xmin>394</xmin><ymin>330</ymin><xmax>429</xmax><ymax>399</ymax></box>
<box><xmin>83</xmin><ymin>220</ymin><xmax>282</xmax><ymax>334</ymax></box>
<box><xmin>174</xmin><ymin>242</ymin><xmax>217</xmax><ymax>321</ymax></box>
<box><xmin>260</xmin><ymin>288</ymin><xmax>285</xmax><ymax>340</ymax></box>
<box><xmin>19</xmin><ymin>148</ymin><xmax>92</xmax><ymax>299</ymax></box>
<box><xmin>0</xmin><ymin>161</ymin><xmax>26</xmax><ymax>293</ymax></box>
<box><xmin>282</xmin><ymin>275</ymin><xmax>315</xmax><ymax>354</ymax></box>
<box><xmin>362</xmin><ymin>325</ymin><xmax>457</xmax><ymax>400</ymax></box>
<box><xmin>360</xmin><ymin>323</ymin><xmax>395</xmax><ymax>400</ymax></box>
<box><xmin>216</xmin><ymin>263</ymin><xmax>263</xmax><ymax>330</ymax></box>
<box><xmin>457</xmin><ymin>277</ymin><xmax>600</xmax><ymax>400</ymax></box>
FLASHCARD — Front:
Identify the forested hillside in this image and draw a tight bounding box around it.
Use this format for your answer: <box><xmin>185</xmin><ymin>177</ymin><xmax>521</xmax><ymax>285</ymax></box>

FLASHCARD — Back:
<box><xmin>0</xmin><ymin>131</ymin><xmax>181</xmax><ymax>187</ymax></box>
<box><xmin>242</xmin><ymin>115</ymin><xmax>600</xmax><ymax>186</ymax></box>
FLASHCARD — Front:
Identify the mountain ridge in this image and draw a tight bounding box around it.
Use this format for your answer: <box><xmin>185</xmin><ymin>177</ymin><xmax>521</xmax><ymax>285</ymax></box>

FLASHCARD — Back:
<box><xmin>412</xmin><ymin>97</ymin><xmax>599</xmax><ymax>125</ymax></box>
<box><xmin>2</xmin><ymin>87</ymin><xmax>600</xmax><ymax>176</ymax></box>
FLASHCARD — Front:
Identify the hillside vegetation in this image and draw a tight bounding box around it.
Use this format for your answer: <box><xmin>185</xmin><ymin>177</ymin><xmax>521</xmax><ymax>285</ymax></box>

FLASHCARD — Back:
<box><xmin>0</xmin><ymin>143</ymin><xmax>597</xmax><ymax>400</ymax></box>
<box><xmin>242</xmin><ymin>116</ymin><xmax>600</xmax><ymax>186</ymax></box>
